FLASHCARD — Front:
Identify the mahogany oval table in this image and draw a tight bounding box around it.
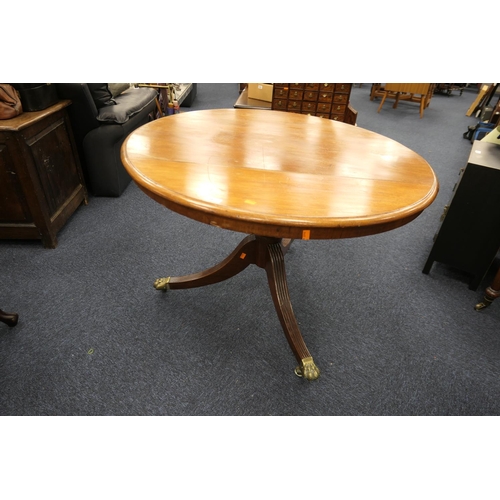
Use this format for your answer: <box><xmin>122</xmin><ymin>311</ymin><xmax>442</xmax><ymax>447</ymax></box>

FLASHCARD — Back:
<box><xmin>121</xmin><ymin>109</ymin><xmax>439</xmax><ymax>380</ymax></box>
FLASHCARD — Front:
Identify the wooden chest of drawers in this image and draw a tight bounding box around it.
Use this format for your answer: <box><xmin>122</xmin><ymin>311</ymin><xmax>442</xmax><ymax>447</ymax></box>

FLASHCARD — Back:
<box><xmin>272</xmin><ymin>83</ymin><xmax>354</xmax><ymax>123</ymax></box>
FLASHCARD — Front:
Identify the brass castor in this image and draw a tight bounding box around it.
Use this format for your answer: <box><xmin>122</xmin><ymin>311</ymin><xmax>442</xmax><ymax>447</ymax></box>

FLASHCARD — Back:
<box><xmin>294</xmin><ymin>357</ymin><xmax>320</xmax><ymax>380</ymax></box>
<box><xmin>475</xmin><ymin>299</ymin><xmax>492</xmax><ymax>311</ymax></box>
<box><xmin>154</xmin><ymin>277</ymin><xmax>171</xmax><ymax>291</ymax></box>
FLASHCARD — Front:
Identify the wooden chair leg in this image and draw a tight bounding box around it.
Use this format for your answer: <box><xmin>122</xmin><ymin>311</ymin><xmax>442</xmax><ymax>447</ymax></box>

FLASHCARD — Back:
<box><xmin>392</xmin><ymin>92</ymin><xmax>401</xmax><ymax>109</ymax></box>
<box><xmin>377</xmin><ymin>92</ymin><xmax>388</xmax><ymax>113</ymax></box>
<box><xmin>370</xmin><ymin>84</ymin><xmax>381</xmax><ymax>101</ymax></box>
<box><xmin>0</xmin><ymin>309</ymin><xmax>19</xmax><ymax>327</ymax></box>
<box><xmin>154</xmin><ymin>97</ymin><xmax>164</xmax><ymax>118</ymax></box>
<box><xmin>475</xmin><ymin>267</ymin><xmax>500</xmax><ymax>310</ymax></box>
<box><xmin>420</xmin><ymin>96</ymin><xmax>425</xmax><ymax>118</ymax></box>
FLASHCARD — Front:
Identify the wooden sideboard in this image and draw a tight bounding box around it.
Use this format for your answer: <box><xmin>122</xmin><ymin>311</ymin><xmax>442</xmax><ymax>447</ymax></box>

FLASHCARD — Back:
<box><xmin>0</xmin><ymin>100</ymin><xmax>88</xmax><ymax>248</ymax></box>
<box><xmin>271</xmin><ymin>83</ymin><xmax>356</xmax><ymax>124</ymax></box>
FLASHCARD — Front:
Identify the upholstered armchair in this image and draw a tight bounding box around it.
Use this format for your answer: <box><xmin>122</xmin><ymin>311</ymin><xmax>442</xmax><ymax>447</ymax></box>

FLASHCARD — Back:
<box><xmin>55</xmin><ymin>84</ymin><xmax>158</xmax><ymax>197</ymax></box>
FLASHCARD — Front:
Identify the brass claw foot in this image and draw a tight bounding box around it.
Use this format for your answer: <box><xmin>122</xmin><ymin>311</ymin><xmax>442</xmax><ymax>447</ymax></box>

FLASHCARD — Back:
<box><xmin>294</xmin><ymin>357</ymin><xmax>320</xmax><ymax>380</ymax></box>
<box><xmin>154</xmin><ymin>277</ymin><xmax>171</xmax><ymax>291</ymax></box>
<box><xmin>474</xmin><ymin>300</ymin><xmax>491</xmax><ymax>311</ymax></box>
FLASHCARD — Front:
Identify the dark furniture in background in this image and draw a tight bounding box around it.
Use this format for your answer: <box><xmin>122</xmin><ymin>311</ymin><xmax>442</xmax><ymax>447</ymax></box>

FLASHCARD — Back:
<box><xmin>271</xmin><ymin>83</ymin><xmax>357</xmax><ymax>124</ymax></box>
<box><xmin>12</xmin><ymin>83</ymin><xmax>59</xmax><ymax>111</ymax></box>
<box><xmin>55</xmin><ymin>84</ymin><xmax>197</xmax><ymax>197</ymax></box>
<box><xmin>434</xmin><ymin>83</ymin><xmax>464</xmax><ymax>96</ymax></box>
<box><xmin>55</xmin><ymin>84</ymin><xmax>157</xmax><ymax>197</ymax></box>
<box><xmin>0</xmin><ymin>100</ymin><xmax>88</xmax><ymax>248</ymax></box>
<box><xmin>423</xmin><ymin>141</ymin><xmax>500</xmax><ymax>290</ymax></box>
<box><xmin>0</xmin><ymin>309</ymin><xmax>18</xmax><ymax>327</ymax></box>
<box><xmin>475</xmin><ymin>264</ymin><xmax>500</xmax><ymax>310</ymax></box>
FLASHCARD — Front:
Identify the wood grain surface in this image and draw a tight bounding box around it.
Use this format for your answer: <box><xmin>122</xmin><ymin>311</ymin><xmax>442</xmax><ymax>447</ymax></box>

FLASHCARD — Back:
<box><xmin>121</xmin><ymin>109</ymin><xmax>438</xmax><ymax>239</ymax></box>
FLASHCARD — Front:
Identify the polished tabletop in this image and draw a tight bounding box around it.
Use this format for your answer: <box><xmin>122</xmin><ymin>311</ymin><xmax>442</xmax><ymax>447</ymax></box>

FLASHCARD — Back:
<box><xmin>121</xmin><ymin>109</ymin><xmax>438</xmax><ymax>240</ymax></box>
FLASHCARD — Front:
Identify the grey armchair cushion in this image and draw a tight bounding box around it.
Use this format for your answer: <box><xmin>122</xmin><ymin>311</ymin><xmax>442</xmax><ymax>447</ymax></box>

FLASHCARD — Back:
<box><xmin>96</xmin><ymin>87</ymin><xmax>157</xmax><ymax>124</ymax></box>
<box><xmin>87</xmin><ymin>83</ymin><xmax>116</xmax><ymax>108</ymax></box>
<box><xmin>108</xmin><ymin>83</ymin><xmax>131</xmax><ymax>98</ymax></box>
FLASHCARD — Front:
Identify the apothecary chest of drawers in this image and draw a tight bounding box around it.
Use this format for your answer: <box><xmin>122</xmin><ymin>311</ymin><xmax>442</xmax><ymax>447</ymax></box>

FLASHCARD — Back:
<box><xmin>271</xmin><ymin>83</ymin><xmax>355</xmax><ymax>123</ymax></box>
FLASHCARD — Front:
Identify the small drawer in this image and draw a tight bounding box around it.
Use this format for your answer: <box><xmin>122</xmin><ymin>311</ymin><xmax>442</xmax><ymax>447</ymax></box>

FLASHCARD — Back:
<box><xmin>289</xmin><ymin>83</ymin><xmax>305</xmax><ymax>90</ymax></box>
<box><xmin>330</xmin><ymin>113</ymin><xmax>345</xmax><ymax>121</ymax></box>
<box><xmin>333</xmin><ymin>93</ymin><xmax>348</xmax><ymax>104</ymax></box>
<box><xmin>315</xmin><ymin>113</ymin><xmax>329</xmax><ymax>119</ymax></box>
<box><xmin>316</xmin><ymin>102</ymin><xmax>332</xmax><ymax>113</ymax></box>
<box><xmin>289</xmin><ymin>89</ymin><xmax>303</xmax><ymax>100</ymax></box>
<box><xmin>303</xmin><ymin>91</ymin><xmax>318</xmax><ymax>101</ymax></box>
<box><xmin>332</xmin><ymin>104</ymin><xmax>346</xmax><ymax>114</ymax></box>
<box><xmin>301</xmin><ymin>101</ymin><xmax>317</xmax><ymax>112</ymax></box>
<box><xmin>274</xmin><ymin>83</ymin><xmax>287</xmax><ymax>88</ymax></box>
<box><xmin>287</xmin><ymin>100</ymin><xmax>302</xmax><ymax>111</ymax></box>
<box><xmin>320</xmin><ymin>83</ymin><xmax>335</xmax><ymax>91</ymax></box>
<box><xmin>335</xmin><ymin>83</ymin><xmax>351</xmax><ymax>93</ymax></box>
<box><xmin>274</xmin><ymin>87</ymin><xmax>289</xmax><ymax>98</ymax></box>
<box><xmin>318</xmin><ymin>92</ymin><xmax>333</xmax><ymax>103</ymax></box>
<box><xmin>273</xmin><ymin>99</ymin><xmax>288</xmax><ymax>110</ymax></box>
<box><xmin>305</xmin><ymin>83</ymin><xmax>319</xmax><ymax>91</ymax></box>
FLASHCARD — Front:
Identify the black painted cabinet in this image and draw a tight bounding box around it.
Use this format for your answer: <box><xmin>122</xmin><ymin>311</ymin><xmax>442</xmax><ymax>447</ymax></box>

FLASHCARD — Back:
<box><xmin>422</xmin><ymin>140</ymin><xmax>500</xmax><ymax>290</ymax></box>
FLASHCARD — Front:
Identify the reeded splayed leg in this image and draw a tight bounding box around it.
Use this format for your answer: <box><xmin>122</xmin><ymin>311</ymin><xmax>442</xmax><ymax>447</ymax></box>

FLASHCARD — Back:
<box><xmin>154</xmin><ymin>235</ymin><xmax>257</xmax><ymax>290</ymax></box>
<box><xmin>263</xmin><ymin>240</ymin><xmax>320</xmax><ymax>380</ymax></box>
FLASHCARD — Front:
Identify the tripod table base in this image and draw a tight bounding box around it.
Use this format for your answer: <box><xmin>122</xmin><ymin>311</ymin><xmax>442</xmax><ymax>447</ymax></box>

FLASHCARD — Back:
<box><xmin>154</xmin><ymin>234</ymin><xmax>320</xmax><ymax>380</ymax></box>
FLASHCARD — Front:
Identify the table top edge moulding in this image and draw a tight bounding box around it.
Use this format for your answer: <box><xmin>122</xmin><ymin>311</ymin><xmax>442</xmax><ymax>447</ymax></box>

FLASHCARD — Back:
<box><xmin>121</xmin><ymin>109</ymin><xmax>439</xmax><ymax>240</ymax></box>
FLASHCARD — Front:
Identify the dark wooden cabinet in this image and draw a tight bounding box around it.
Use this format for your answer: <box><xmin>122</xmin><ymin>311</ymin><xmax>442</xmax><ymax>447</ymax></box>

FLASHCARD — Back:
<box><xmin>0</xmin><ymin>100</ymin><xmax>87</xmax><ymax>248</ymax></box>
<box><xmin>422</xmin><ymin>141</ymin><xmax>500</xmax><ymax>290</ymax></box>
<box><xmin>272</xmin><ymin>83</ymin><xmax>356</xmax><ymax>124</ymax></box>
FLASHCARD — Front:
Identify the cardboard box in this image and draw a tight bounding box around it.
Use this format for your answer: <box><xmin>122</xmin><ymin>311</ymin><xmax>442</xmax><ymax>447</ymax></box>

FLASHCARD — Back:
<box><xmin>248</xmin><ymin>83</ymin><xmax>273</xmax><ymax>102</ymax></box>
